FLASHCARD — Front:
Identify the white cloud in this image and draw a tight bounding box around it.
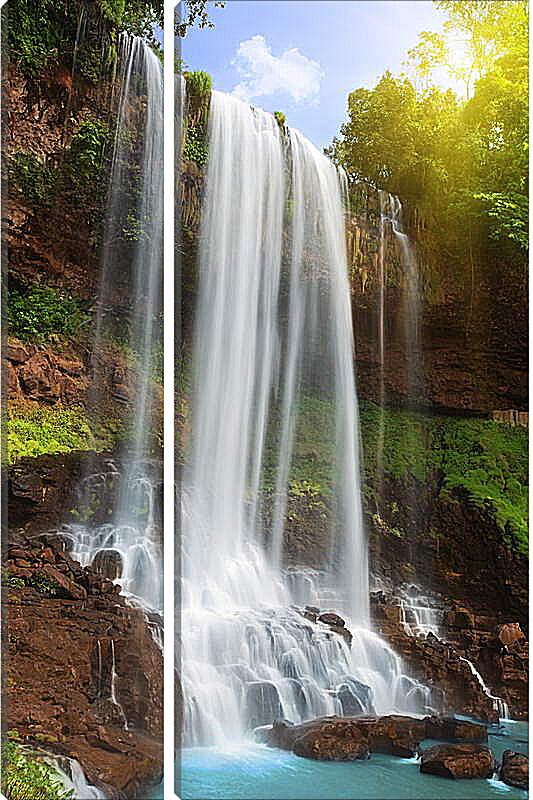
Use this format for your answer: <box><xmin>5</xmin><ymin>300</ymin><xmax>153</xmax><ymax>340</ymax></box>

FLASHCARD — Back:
<box><xmin>231</xmin><ymin>35</ymin><xmax>324</xmax><ymax>104</ymax></box>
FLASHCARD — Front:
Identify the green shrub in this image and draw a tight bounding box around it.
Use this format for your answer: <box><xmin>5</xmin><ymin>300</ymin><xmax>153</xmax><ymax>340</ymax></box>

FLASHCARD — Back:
<box><xmin>9</xmin><ymin>153</ymin><xmax>57</xmax><ymax>208</ymax></box>
<box><xmin>68</xmin><ymin>120</ymin><xmax>109</xmax><ymax>186</ymax></box>
<box><xmin>8</xmin><ymin>285</ymin><xmax>89</xmax><ymax>341</ymax></box>
<box><xmin>184</xmin><ymin>70</ymin><xmax>212</xmax><ymax>98</ymax></box>
<box><xmin>182</xmin><ymin>125</ymin><xmax>209</xmax><ymax>168</ymax></box>
<box><xmin>7</xmin><ymin>405</ymin><xmax>95</xmax><ymax>464</ymax></box>
<box><xmin>2</xmin><ymin>741</ymin><xmax>72</xmax><ymax>800</ymax></box>
<box><xmin>274</xmin><ymin>111</ymin><xmax>286</xmax><ymax>128</ymax></box>
<box><xmin>27</xmin><ymin>573</ymin><xmax>59</xmax><ymax>597</ymax></box>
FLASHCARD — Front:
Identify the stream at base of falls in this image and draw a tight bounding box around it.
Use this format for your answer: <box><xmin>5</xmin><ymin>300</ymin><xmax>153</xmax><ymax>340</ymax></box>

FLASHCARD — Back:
<box><xmin>179</xmin><ymin>719</ymin><xmax>528</xmax><ymax>800</ymax></box>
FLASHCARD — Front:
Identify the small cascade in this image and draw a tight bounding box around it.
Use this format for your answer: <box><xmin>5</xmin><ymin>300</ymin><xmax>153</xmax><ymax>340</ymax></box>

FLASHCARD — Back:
<box><xmin>64</xmin><ymin>462</ymin><xmax>162</xmax><ymax>611</ymax></box>
<box><xmin>399</xmin><ymin>588</ymin><xmax>441</xmax><ymax>638</ymax></box>
<box><xmin>55</xmin><ymin>33</ymin><xmax>163</xmax><ymax>612</ymax></box>
<box><xmin>110</xmin><ymin>639</ymin><xmax>129</xmax><ymax>730</ymax></box>
<box><xmin>459</xmin><ymin>657</ymin><xmax>510</xmax><ymax>720</ymax></box>
<box><xmin>182</xmin><ymin>91</ymin><xmax>438</xmax><ymax>748</ymax></box>
<box><xmin>46</xmin><ymin>755</ymin><xmax>106</xmax><ymax>800</ymax></box>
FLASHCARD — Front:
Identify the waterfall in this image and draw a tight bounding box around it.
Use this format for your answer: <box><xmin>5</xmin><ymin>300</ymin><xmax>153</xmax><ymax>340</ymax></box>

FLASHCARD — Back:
<box><xmin>46</xmin><ymin>755</ymin><xmax>106</xmax><ymax>800</ymax></box>
<box><xmin>182</xmin><ymin>91</ymin><xmax>436</xmax><ymax>748</ymax></box>
<box><xmin>61</xmin><ymin>35</ymin><xmax>163</xmax><ymax>613</ymax></box>
<box><xmin>459</xmin><ymin>658</ymin><xmax>510</xmax><ymax>720</ymax></box>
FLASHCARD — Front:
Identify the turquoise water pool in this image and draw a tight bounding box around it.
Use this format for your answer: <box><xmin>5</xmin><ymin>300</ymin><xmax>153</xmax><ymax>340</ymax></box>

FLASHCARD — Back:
<box><xmin>179</xmin><ymin>720</ymin><xmax>528</xmax><ymax>799</ymax></box>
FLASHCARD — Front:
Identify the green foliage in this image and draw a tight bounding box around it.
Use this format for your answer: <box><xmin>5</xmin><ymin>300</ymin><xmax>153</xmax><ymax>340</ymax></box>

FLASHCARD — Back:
<box><xmin>330</xmin><ymin>0</ymin><xmax>528</xmax><ymax>259</ymax></box>
<box><xmin>9</xmin><ymin>153</ymin><xmax>57</xmax><ymax>208</ymax></box>
<box><xmin>7</xmin><ymin>404</ymin><xmax>95</xmax><ymax>464</ymax></box>
<box><xmin>177</xmin><ymin>1</ymin><xmax>225</xmax><ymax>37</ymax></box>
<box><xmin>184</xmin><ymin>70</ymin><xmax>212</xmax><ymax>98</ymax></box>
<box><xmin>274</xmin><ymin>111</ymin><xmax>286</xmax><ymax>128</ymax></box>
<box><xmin>26</xmin><ymin>573</ymin><xmax>60</xmax><ymax>597</ymax></box>
<box><xmin>2</xmin><ymin>569</ymin><xmax>25</xmax><ymax>590</ymax></box>
<box><xmin>8</xmin><ymin>285</ymin><xmax>89</xmax><ymax>341</ymax></box>
<box><xmin>2</xmin><ymin>741</ymin><xmax>72</xmax><ymax>800</ymax></box>
<box><xmin>182</xmin><ymin>125</ymin><xmax>209</xmax><ymax>168</ymax></box>
<box><xmin>68</xmin><ymin>120</ymin><xmax>109</xmax><ymax>186</ymax></box>
<box><xmin>359</xmin><ymin>400</ymin><xmax>528</xmax><ymax>555</ymax></box>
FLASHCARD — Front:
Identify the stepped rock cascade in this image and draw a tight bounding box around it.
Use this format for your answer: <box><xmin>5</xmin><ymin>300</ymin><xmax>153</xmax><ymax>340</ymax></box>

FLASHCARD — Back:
<box><xmin>61</xmin><ymin>35</ymin><xmax>164</xmax><ymax>612</ymax></box>
<box><xmin>182</xmin><ymin>91</ymin><xmax>437</xmax><ymax>748</ymax></box>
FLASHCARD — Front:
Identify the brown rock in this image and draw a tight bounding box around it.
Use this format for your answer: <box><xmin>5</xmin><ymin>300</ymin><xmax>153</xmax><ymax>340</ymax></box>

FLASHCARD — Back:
<box><xmin>446</xmin><ymin>609</ymin><xmax>475</xmax><ymax>629</ymax></box>
<box><xmin>42</xmin><ymin>565</ymin><xmax>87</xmax><ymax>600</ymax></box>
<box><xmin>496</xmin><ymin>623</ymin><xmax>525</xmax><ymax>649</ymax></box>
<box><xmin>7</xmin><ymin>343</ymin><xmax>29</xmax><ymax>363</ymax></box>
<box><xmin>54</xmin><ymin>355</ymin><xmax>83</xmax><ymax>377</ymax></box>
<box><xmin>318</xmin><ymin>612</ymin><xmax>346</xmax><ymax>629</ymax></box>
<box><xmin>420</xmin><ymin>743</ymin><xmax>495</xmax><ymax>779</ymax></box>
<box><xmin>499</xmin><ymin>750</ymin><xmax>528</xmax><ymax>790</ymax></box>
<box><xmin>258</xmin><ymin>715</ymin><xmax>426</xmax><ymax>760</ymax></box>
<box><xmin>425</xmin><ymin>716</ymin><xmax>488</xmax><ymax>743</ymax></box>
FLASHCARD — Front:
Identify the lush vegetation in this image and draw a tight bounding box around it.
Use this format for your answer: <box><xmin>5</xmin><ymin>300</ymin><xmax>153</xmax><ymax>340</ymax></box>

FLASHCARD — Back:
<box><xmin>8</xmin><ymin>0</ymin><xmax>165</xmax><ymax>77</ymax></box>
<box><xmin>7</xmin><ymin>402</ymin><xmax>129</xmax><ymax>464</ymax></box>
<box><xmin>67</xmin><ymin>120</ymin><xmax>110</xmax><ymax>186</ymax></box>
<box><xmin>182</xmin><ymin>71</ymin><xmax>212</xmax><ymax>168</ymax></box>
<box><xmin>177</xmin><ymin>1</ymin><xmax>225</xmax><ymax>37</ymax></box>
<box><xmin>8</xmin><ymin>154</ymin><xmax>57</xmax><ymax>208</ymax></box>
<box><xmin>261</xmin><ymin>392</ymin><xmax>527</xmax><ymax>555</ymax></box>
<box><xmin>359</xmin><ymin>400</ymin><xmax>528</xmax><ymax>555</ymax></box>
<box><xmin>329</xmin><ymin>1</ymin><xmax>528</xmax><ymax>261</ymax></box>
<box><xmin>8</xmin><ymin>285</ymin><xmax>89</xmax><ymax>341</ymax></box>
<box><xmin>2</xmin><ymin>741</ymin><xmax>72</xmax><ymax>800</ymax></box>
<box><xmin>7</xmin><ymin>404</ymin><xmax>95</xmax><ymax>463</ymax></box>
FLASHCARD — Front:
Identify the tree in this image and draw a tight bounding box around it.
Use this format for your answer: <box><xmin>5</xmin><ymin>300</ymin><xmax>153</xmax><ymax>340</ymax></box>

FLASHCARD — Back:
<box><xmin>176</xmin><ymin>0</ymin><xmax>225</xmax><ymax>37</ymax></box>
<box><xmin>331</xmin><ymin>0</ymin><xmax>527</xmax><ymax>255</ymax></box>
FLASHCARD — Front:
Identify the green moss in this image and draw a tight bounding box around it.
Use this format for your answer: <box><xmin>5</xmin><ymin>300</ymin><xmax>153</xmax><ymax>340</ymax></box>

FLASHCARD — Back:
<box><xmin>7</xmin><ymin>402</ymin><xmax>127</xmax><ymax>464</ymax></box>
<box><xmin>359</xmin><ymin>400</ymin><xmax>528</xmax><ymax>555</ymax></box>
<box><xmin>8</xmin><ymin>284</ymin><xmax>90</xmax><ymax>341</ymax></box>
<box><xmin>2</xmin><ymin>741</ymin><xmax>72</xmax><ymax>800</ymax></box>
<box><xmin>7</xmin><ymin>405</ymin><xmax>94</xmax><ymax>464</ymax></box>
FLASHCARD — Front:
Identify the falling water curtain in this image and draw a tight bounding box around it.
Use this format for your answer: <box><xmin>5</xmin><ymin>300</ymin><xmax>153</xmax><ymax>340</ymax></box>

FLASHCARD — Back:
<box><xmin>177</xmin><ymin>1</ymin><xmax>528</xmax><ymax>799</ymax></box>
<box><xmin>1</xmin><ymin>0</ymin><xmax>164</xmax><ymax>797</ymax></box>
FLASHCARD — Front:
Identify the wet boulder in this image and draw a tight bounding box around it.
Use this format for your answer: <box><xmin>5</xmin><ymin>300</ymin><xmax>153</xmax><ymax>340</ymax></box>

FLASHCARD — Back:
<box><xmin>245</xmin><ymin>681</ymin><xmax>283</xmax><ymax>729</ymax></box>
<box><xmin>257</xmin><ymin>714</ymin><xmax>426</xmax><ymax>760</ymax></box>
<box><xmin>496</xmin><ymin>623</ymin><xmax>526</xmax><ymax>649</ymax></box>
<box><xmin>92</xmin><ymin>549</ymin><xmax>123</xmax><ymax>580</ymax></box>
<box><xmin>420</xmin><ymin>743</ymin><xmax>496</xmax><ymax>779</ymax></box>
<box><xmin>318</xmin><ymin>612</ymin><xmax>346</xmax><ymax>628</ymax></box>
<box><xmin>499</xmin><ymin>750</ymin><xmax>528</xmax><ymax>790</ymax></box>
<box><xmin>424</xmin><ymin>716</ymin><xmax>488</xmax><ymax>743</ymax></box>
<box><xmin>337</xmin><ymin>679</ymin><xmax>375</xmax><ymax>716</ymax></box>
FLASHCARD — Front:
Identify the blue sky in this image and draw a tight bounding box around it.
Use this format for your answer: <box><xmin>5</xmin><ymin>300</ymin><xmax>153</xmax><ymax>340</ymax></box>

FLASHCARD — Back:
<box><xmin>180</xmin><ymin>1</ymin><xmax>450</xmax><ymax>149</ymax></box>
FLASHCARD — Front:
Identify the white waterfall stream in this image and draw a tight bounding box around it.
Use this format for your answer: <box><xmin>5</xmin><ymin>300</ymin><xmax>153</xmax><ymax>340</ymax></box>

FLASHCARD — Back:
<box><xmin>181</xmin><ymin>91</ymin><xmax>436</xmax><ymax>748</ymax></box>
<box><xmin>60</xmin><ymin>35</ymin><xmax>164</xmax><ymax>614</ymax></box>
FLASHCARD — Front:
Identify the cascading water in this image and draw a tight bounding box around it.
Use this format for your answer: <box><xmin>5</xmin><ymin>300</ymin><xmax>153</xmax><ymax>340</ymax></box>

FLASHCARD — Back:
<box><xmin>45</xmin><ymin>755</ymin><xmax>106</xmax><ymax>800</ymax></box>
<box><xmin>59</xmin><ymin>35</ymin><xmax>163</xmax><ymax>613</ymax></box>
<box><xmin>182</xmin><ymin>91</ymin><xmax>436</xmax><ymax>749</ymax></box>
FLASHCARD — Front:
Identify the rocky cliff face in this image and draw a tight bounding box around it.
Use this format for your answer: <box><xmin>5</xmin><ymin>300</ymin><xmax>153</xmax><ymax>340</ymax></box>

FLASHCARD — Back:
<box><xmin>5</xmin><ymin>12</ymin><xmax>164</xmax><ymax>793</ymax></box>
<box><xmin>6</xmin><ymin>532</ymin><xmax>163</xmax><ymax>797</ymax></box>
<box><xmin>348</xmin><ymin>183</ymin><xmax>528</xmax><ymax>415</ymax></box>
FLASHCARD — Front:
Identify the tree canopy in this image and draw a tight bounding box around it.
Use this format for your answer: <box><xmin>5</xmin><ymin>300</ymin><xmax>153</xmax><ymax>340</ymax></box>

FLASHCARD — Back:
<box><xmin>329</xmin><ymin>0</ymin><xmax>528</xmax><ymax>256</ymax></box>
